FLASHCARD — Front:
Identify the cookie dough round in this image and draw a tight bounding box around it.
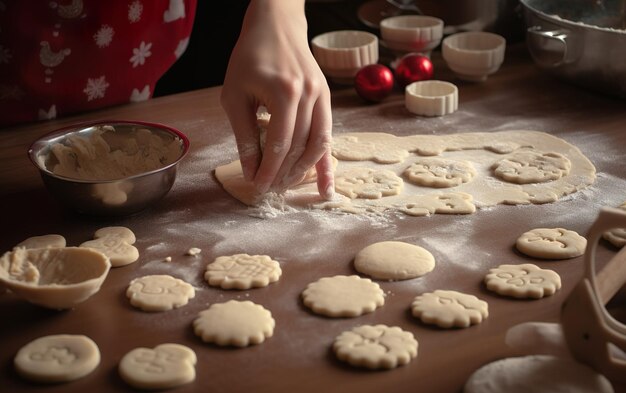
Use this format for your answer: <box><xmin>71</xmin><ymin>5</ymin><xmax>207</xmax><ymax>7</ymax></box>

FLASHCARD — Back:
<box><xmin>119</xmin><ymin>343</ymin><xmax>196</xmax><ymax>390</ymax></box>
<box><xmin>485</xmin><ymin>263</ymin><xmax>561</xmax><ymax>299</ymax></box>
<box><xmin>126</xmin><ymin>275</ymin><xmax>195</xmax><ymax>312</ymax></box>
<box><xmin>301</xmin><ymin>275</ymin><xmax>385</xmax><ymax>317</ymax></box>
<box><xmin>334</xmin><ymin>167</ymin><xmax>403</xmax><ymax>199</ymax></box>
<box><xmin>193</xmin><ymin>300</ymin><xmax>275</xmax><ymax>347</ymax></box>
<box><xmin>464</xmin><ymin>355</ymin><xmax>614</xmax><ymax>393</ymax></box>
<box><xmin>492</xmin><ymin>151</ymin><xmax>571</xmax><ymax>184</ymax></box>
<box><xmin>333</xmin><ymin>324</ymin><xmax>418</xmax><ymax>370</ymax></box>
<box><xmin>404</xmin><ymin>158</ymin><xmax>476</xmax><ymax>188</ymax></box>
<box><xmin>14</xmin><ymin>334</ymin><xmax>100</xmax><ymax>383</ymax></box>
<box><xmin>204</xmin><ymin>254</ymin><xmax>281</xmax><ymax>290</ymax></box>
<box><xmin>354</xmin><ymin>241</ymin><xmax>435</xmax><ymax>280</ymax></box>
<box><xmin>80</xmin><ymin>226</ymin><xmax>139</xmax><ymax>267</ymax></box>
<box><xmin>411</xmin><ymin>290</ymin><xmax>488</xmax><ymax>328</ymax></box>
<box><xmin>16</xmin><ymin>234</ymin><xmax>66</xmax><ymax>249</ymax></box>
<box><xmin>516</xmin><ymin>228</ymin><xmax>587</xmax><ymax>259</ymax></box>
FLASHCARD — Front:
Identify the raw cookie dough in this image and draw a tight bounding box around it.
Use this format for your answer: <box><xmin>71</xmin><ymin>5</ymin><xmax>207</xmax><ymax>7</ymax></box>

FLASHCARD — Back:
<box><xmin>193</xmin><ymin>300</ymin><xmax>275</xmax><ymax>347</ymax></box>
<box><xmin>492</xmin><ymin>151</ymin><xmax>571</xmax><ymax>184</ymax></box>
<box><xmin>333</xmin><ymin>324</ymin><xmax>418</xmax><ymax>370</ymax></box>
<box><xmin>216</xmin><ymin>131</ymin><xmax>596</xmax><ymax>217</ymax></box>
<box><xmin>0</xmin><ymin>247</ymin><xmax>111</xmax><ymax>309</ymax></box>
<box><xmin>126</xmin><ymin>275</ymin><xmax>195</xmax><ymax>312</ymax></box>
<box><xmin>185</xmin><ymin>247</ymin><xmax>201</xmax><ymax>256</ymax></box>
<box><xmin>16</xmin><ymin>234</ymin><xmax>66</xmax><ymax>249</ymax></box>
<box><xmin>204</xmin><ymin>254</ymin><xmax>281</xmax><ymax>290</ymax></box>
<box><xmin>14</xmin><ymin>334</ymin><xmax>100</xmax><ymax>383</ymax></box>
<box><xmin>302</xmin><ymin>275</ymin><xmax>385</xmax><ymax>317</ymax></box>
<box><xmin>354</xmin><ymin>241</ymin><xmax>435</xmax><ymax>280</ymax></box>
<box><xmin>80</xmin><ymin>226</ymin><xmax>139</xmax><ymax>267</ymax></box>
<box><xmin>119</xmin><ymin>343</ymin><xmax>196</xmax><ymax>390</ymax></box>
<box><xmin>603</xmin><ymin>201</ymin><xmax>626</xmax><ymax>248</ymax></box>
<box><xmin>485</xmin><ymin>263</ymin><xmax>561</xmax><ymax>299</ymax></box>
<box><xmin>404</xmin><ymin>158</ymin><xmax>476</xmax><ymax>188</ymax></box>
<box><xmin>334</xmin><ymin>167</ymin><xmax>404</xmax><ymax>199</ymax></box>
<box><xmin>464</xmin><ymin>355</ymin><xmax>614</xmax><ymax>393</ymax></box>
<box><xmin>411</xmin><ymin>290</ymin><xmax>489</xmax><ymax>328</ymax></box>
<box><xmin>516</xmin><ymin>228</ymin><xmax>587</xmax><ymax>259</ymax></box>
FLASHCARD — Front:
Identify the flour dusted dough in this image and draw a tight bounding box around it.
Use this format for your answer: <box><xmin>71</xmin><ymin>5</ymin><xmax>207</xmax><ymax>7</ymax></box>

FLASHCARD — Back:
<box><xmin>354</xmin><ymin>241</ymin><xmax>435</xmax><ymax>280</ymax></box>
<box><xmin>119</xmin><ymin>343</ymin><xmax>196</xmax><ymax>390</ymax></box>
<box><xmin>464</xmin><ymin>355</ymin><xmax>614</xmax><ymax>393</ymax></box>
<box><xmin>334</xmin><ymin>167</ymin><xmax>404</xmax><ymax>199</ymax></box>
<box><xmin>485</xmin><ymin>263</ymin><xmax>561</xmax><ymax>299</ymax></box>
<box><xmin>411</xmin><ymin>290</ymin><xmax>488</xmax><ymax>328</ymax></box>
<box><xmin>126</xmin><ymin>275</ymin><xmax>195</xmax><ymax>312</ymax></box>
<box><xmin>204</xmin><ymin>254</ymin><xmax>281</xmax><ymax>290</ymax></box>
<box><xmin>516</xmin><ymin>228</ymin><xmax>587</xmax><ymax>259</ymax></box>
<box><xmin>193</xmin><ymin>300</ymin><xmax>275</xmax><ymax>347</ymax></box>
<box><xmin>215</xmin><ymin>131</ymin><xmax>595</xmax><ymax>216</ymax></box>
<box><xmin>333</xmin><ymin>325</ymin><xmax>418</xmax><ymax>370</ymax></box>
<box><xmin>302</xmin><ymin>275</ymin><xmax>385</xmax><ymax>317</ymax></box>
<box><xmin>16</xmin><ymin>234</ymin><xmax>66</xmax><ymax>249</ymax></box>
<box><xmin>80</xmin><ymin>226</ymin><xmax>139</xmax><ymax>267</ymax></box>
<box><xmin>492</xmin><ymin>151</ymin><xmax>571</xmax><ymax>184</ymax></box>
<box><xmin>14</xmin><ymin>334</ymin><xmax>100</xmax><ymax>383</ymax></box>
<box><xmin>404</xmin><ymin>158</ymin><xmax>476</xmax><ymax>188</ymax></box>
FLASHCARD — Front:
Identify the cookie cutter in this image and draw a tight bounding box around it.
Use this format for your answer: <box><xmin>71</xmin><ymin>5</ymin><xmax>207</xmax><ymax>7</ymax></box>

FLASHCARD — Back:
<box><xmin>561</xmin><ymin>207</ymin><xmax>626</xmax><ymax>383</ymax></box>
<box><xmin>405</xmin><ymin>80</ymin><xmax>458</xmax><ymax>117</ymax></box>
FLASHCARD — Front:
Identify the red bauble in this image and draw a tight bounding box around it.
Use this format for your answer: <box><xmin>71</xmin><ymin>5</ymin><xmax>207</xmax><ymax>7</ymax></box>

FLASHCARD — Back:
<box><xmin>354</xmin><ymin>64</ymin><xmax>394</xmax><ymax>102</ymax></box>
<box><xmin>394</xmin><ymin>54</ymin><xmax>434</xmax><ymax>88</ymax></box>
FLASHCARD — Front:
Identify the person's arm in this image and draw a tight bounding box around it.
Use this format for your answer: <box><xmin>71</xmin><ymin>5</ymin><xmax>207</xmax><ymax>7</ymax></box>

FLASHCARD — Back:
<box><xmin>220</xmin><ymin>0</ymin><xmax>334</xmax><ymax>199</ymax></box>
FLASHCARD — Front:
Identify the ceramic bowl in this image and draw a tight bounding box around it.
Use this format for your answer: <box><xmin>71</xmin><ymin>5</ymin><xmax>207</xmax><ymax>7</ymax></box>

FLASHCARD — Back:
<box><xmin>442</xmin><ymin>31</ymin><xmax>506</xmax><ymax>82</ymax></box>
<box><xmin>28</xmin><ymin>120</ymin><xmax>189</xmax><ymax>216</ymax></box>
<box><xmin>380</xmin><ymin>15</ymin><xmax>444</xmax><ymax>55</ymax></box>
<box><xmin>311</xmin><ymin>30</ymin><xmax>379</xmax><ymax>84</ymax></box>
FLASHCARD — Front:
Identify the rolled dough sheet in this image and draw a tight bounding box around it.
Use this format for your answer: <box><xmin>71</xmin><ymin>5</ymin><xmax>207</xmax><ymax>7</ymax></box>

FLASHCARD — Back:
<box><xmin>215</xmin><ymin>130</ymin><xmax>596</xmax><ymax>216</ymax></box>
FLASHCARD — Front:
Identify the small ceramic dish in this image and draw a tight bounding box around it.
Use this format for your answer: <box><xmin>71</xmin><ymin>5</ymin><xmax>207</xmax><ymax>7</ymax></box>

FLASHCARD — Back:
<box><xmin>0</xmin><ymin>247</ymin><xmax>111</xmax><ymax>309</ymax></box>
<box><xmin>405</xmin><ymin>80</ymin><xmax>458</xmax><ymax>117</ymax></box>
<box><xmin>380</xmin><ymin>15</ymin><xmax>444</xmax><ymax>55</ymax></box>
<box><xmin>28</xmin><ymin>120</ymin><xmax>189</xmax><ymax>216</ymax></box>
<box><xmin>442</xmin><ymin>32</ymin><xmax>506</xmax><ymax>82</ymax></box>
<box><xmin>311</xmin><ymin>30</ymin><xmax>379</xmax><ymax>84</ymax></box>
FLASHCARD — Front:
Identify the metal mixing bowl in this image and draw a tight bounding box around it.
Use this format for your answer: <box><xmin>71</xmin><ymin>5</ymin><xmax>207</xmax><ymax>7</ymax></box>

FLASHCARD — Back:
<box><xmin>28</xmin><ymin>120</ymin><xmax>189</xmax><ymax>216</ymax></box>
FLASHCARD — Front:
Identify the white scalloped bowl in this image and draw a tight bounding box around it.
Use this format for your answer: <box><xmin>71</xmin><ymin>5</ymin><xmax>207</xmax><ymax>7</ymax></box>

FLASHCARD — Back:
<box><xmin>380</xmin><ymin>15</ymin><xmax>444</xmax><ymax>54</ymax></box>
<box><xmin>442</xmin><ymin>32</ymin><xmax>506</xmax><ymax>82</ymax></box>
<box><xmin>311</xmin><ymin>30</ymin><xmax>379</xmax><ymax>84</ymax></box>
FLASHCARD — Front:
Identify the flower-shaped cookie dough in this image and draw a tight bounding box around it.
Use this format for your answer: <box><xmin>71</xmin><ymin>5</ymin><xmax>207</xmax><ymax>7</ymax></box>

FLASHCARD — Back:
<box><xmin>119</xmin><ymin>343</ymin><xmax>196</xmax><ymax>390</ymax></box>
<box><xmin>204</xmin><ymin>254</ymin><xmax>281</xmax><ymax>290</ymax></box>
<box><xmin>334</xmin><ymin>167</ymin><xmax>404</xmax><ymax>199</ymax></box>
<box><xmin>14</xmin><ymin>334</ymin><xmax>100</xmax><ymax>383</ymax></box>
<box><xmin>333</xmin><ymin>324</ymin><xmax>418</xmax><ymax>370</ymax></box>
<box><xmin>399</xmin><ymin>192</ymin><xmax>476</xmax><ymax>216</ymax></box>
<box><xmin>485</xmin><ymin>263</ymin><xmax>561</xmax><ymax>299</ymax></box>
<box><xmin>516</xmin><ymin>228</ymin><xmax>586</xmax><ymax>259</ymax></box>
<box><xmin>302</xmin><ymin>275</ymin><xmax>385</xmax><ymax>318</ymax></box>
<box><xmin>193</xmin><ymin>300</ymin><xmax>275</xmax><ymax>347</ymax></box>
<box><xmin>80</xmin><ymin>226</ymin><xmax>139</xmax><ymax>267</ymax></box>
<box><xmin>411</xmin><ymin>290</ymin><xmax>489</xmax><ymax>328</ymax></box>
<box><xmin>404</xmin><ymin>158</ymin><xmax>476</xmax><ymax>188</ymax></box>
<box><xmin>126</xmin><ymin>275</ymin><xmax>195</xmax><ymax>312</ymax></box>
<box><xmin>492</xmin><ymin>150</ymin><xmax>571</xmax><ymax>184</ymax></box>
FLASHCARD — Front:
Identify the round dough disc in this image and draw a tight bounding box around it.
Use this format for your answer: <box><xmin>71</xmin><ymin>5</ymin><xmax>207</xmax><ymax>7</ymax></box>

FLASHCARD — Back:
<box><xmin>354</xmin><ymin>241</ymin><xmax>435</xmax><ymax>280</ymax></box>
<box><xmin>464</xmin><ymin>355</ymin><xmax>614</xmax><ymax>393</ymax></box>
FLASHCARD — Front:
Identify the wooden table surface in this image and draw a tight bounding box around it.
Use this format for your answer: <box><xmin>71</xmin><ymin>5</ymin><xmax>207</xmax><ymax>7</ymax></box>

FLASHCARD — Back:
<box><xmin>1</xmin><ymin>44</ymin><xmax>625</xmax><ymax>393</ymax></box>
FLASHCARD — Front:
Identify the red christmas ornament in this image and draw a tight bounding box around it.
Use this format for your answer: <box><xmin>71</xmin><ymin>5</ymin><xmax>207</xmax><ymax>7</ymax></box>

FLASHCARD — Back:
<box><xmin>354</xmin><ymin>64</ymin><xmax>394</xmax><ymax>102</ymax></box>
<box><xmin>394</xmin><ymin>54</ymin><xmax>434</xmax><ymax>88</ymax></box>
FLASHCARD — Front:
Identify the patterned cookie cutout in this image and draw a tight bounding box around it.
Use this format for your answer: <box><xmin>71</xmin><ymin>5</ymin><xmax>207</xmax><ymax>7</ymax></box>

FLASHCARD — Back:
<box><xmin>302</xmin><ymin>275</ymin><xmax>385</xmax><ymax>318</ymax></box>
<box><xmin>193</xmin><ymin>300</ymin><xmax>275</xmax><ymax>347</ymax></box>
<box><xmin>119</xmin><ymin>344</ymin><xmax>196</xmax><ymax>390</ymax></box>
<box><xmin>205</xmin><ymin>254</ymin><xmax>281</xmax><ymax>290</ymax></box>
<box><xmin>80</xmin><ymin>226</ymin><xmax>139</xmax><ymax>267</ymax></box>
<box><xmin>334</xmin><ymin>167</ymin><xmax>404</xmax><ymax>199</ymax></box>
<box><xmin>126</xmin><ymin>275</ymin><xmax>195</xmax><ymax>312</ymax></box>
<box><xmin>492</xmin><ymin>151</ymin><xmax>571</xmax><ymax>184</ymax></box>
<box><xmin>411</xmin><ymin>290</ymin><xmax>488</xmax><ymax>328</ymax></box>
<box><xmin>404</xmin><ymin>158</ymin><xmax>476</xmax><ymax>188</ymax></box>
<box><xmin>14</xmin><ymin>334</ymin><xmax>100</xmax><ymax>383</ymax></box>
<box><xmin>516</xmin><ymin>228</ymin><xmax>586</xmax><ymax>259</ymax></box>
<box><xmin>333</xmin><ymin>324</ymin><xmax>418</xmax><ymax>370</ymax></box>
<box><xmin>485</xmin><ymin>263</ymin><xmax>561</xmax><ymax>299</ymax></box>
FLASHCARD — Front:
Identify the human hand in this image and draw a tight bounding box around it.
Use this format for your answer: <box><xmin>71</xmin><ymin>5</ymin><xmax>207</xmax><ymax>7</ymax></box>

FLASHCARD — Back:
<box><xmin>220</xmin><ymin>0</ymin><xmax>334</xmax><ymax>199</ymax></box>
